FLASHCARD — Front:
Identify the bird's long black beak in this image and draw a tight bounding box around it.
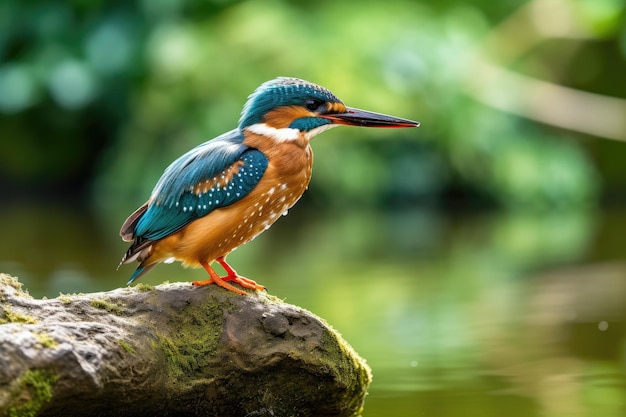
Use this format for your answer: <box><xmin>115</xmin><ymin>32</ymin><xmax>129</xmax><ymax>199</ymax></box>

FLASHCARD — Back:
<box><xmin>323</xmin><ymin>107</ymin><xmax>420</xmax><ymax>128</ymax></box>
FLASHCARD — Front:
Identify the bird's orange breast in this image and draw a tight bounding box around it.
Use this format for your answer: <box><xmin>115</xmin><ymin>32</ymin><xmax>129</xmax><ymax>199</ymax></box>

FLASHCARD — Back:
<box><xmin>150</xmin><ymin>133</ymin><xmax>313</xmax><ymax>268</ymax></box>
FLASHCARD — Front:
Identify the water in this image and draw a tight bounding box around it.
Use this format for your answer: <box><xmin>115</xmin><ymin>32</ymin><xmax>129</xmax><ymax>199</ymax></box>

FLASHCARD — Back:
<box><xmin>1</xmin><ymin>201</ymin><xmax>625</xmax><ymax>417</ymax></box>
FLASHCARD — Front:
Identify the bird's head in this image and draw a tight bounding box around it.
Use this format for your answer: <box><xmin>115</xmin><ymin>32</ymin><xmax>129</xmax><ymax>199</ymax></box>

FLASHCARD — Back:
<box><xmin>239</xmin><ymin>77</ymin><xmax>419</xmax><ymax>142</ymax></box>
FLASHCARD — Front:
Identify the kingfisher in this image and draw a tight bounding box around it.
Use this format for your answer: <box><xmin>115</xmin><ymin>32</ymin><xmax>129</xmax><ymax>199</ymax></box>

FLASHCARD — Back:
<box><xmin>119</xmin><ymin>77</ymin><xmax>419</xmax><ymax>295</ymax></box>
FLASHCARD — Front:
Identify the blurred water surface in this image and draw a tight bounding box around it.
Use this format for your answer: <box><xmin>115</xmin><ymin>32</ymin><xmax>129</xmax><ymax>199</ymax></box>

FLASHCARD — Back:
<box><xmin>1</xmin><ymin>202</ymin><xmax>625</xmax><ymax>417</ymax></box>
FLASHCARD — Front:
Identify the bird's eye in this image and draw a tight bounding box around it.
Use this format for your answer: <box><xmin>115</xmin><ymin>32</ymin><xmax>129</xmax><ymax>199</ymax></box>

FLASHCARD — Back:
<box><xmin>305</xmin><ymin>99</ymin><xmax>324</xmax><ymax>112</ymax></box>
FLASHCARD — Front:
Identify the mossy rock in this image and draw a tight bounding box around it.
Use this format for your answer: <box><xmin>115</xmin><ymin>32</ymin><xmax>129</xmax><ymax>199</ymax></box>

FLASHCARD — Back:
<box><xmin>0</xmin><ymin>274</ymin><xmax>371</xmax><ymax>416</ymax></box>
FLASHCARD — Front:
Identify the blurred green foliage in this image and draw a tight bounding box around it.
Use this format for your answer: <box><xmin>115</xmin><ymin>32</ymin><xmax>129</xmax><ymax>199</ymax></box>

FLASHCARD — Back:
<box><xmin>1</xmin><ymin>0</ymin><xmax>625</xmax><ymax>209</ymax></box>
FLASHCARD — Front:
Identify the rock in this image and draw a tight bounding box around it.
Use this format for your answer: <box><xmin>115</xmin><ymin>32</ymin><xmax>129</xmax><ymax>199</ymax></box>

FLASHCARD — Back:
<box><xmin>0</xmin><ymin>274</ymin><xmax>371</xmax><ymax>417</ymax></box>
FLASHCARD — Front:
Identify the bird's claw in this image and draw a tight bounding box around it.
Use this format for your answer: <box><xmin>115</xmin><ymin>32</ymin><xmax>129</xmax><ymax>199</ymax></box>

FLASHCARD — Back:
<box><xmin>193</xmin><ymin>266</ymin><xmax>265</xmax><ymax>295</ymax></box>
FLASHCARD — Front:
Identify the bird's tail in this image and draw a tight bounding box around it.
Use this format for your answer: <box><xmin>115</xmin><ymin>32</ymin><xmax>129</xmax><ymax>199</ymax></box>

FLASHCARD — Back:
<box><xmin>118</xmin><ymin>236</ymin><xmax>156</xmax><ymax>284</ymax></box>
<box><xmin>118</xmin><ymin>235</ymin><xmax>150</xmax><ymax>263</ymax></box>
<box><xmin>119</xmin><ymin>201</ymin><xmax>158</xmax><ymax>285</ymax></box>
<box><xmin>120</xmin><ymin>202</ymin><xmax>148</xmax><ymax>242</ymax></box>
<box><xmin>127</xmin><ymin>264</ymin><xmax>157</xmax><ymax>285</ymax></box>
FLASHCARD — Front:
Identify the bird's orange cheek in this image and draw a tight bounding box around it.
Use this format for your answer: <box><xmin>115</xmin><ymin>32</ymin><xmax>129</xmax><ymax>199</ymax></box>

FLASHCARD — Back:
<box><xmin>263</xmin><ymin>106</ymin><xmax>314</xmax><ymax>128</ymax></box>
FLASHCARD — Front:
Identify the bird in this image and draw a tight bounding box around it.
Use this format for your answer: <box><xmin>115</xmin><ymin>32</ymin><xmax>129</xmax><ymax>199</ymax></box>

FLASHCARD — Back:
<box><xmin>119</xmin><ymin>77</ymin><xmax>419</xmax><ymax>295</ymax></box>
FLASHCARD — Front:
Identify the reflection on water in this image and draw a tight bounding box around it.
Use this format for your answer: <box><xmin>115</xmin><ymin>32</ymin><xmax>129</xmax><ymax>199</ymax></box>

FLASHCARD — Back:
<box><xmin>1</xmin><ymin>202</ymin><xmax>625</xmax><ymax>416</ymax></box>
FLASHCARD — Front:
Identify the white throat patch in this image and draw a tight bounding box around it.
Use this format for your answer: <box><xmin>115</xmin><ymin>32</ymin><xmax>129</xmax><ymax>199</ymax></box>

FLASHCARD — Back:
<box><xmin>245</xmin><ymin>122</ymin><xmax>339</xmax><ymax>142</ymax></box>
<box><xmin>245</xmin><ymin>123</ymin><xmax>300</xmax><ymax>142</ymax></box>
<box><xmin>305</xmin><ymin>123</ymin><xmax>339</xmax><ymax>140</ymax></box>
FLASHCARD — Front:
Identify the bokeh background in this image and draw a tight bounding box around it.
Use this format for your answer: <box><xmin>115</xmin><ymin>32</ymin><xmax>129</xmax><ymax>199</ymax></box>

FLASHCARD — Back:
<box><xmin>2</xmin><ymin>0</ymin><xmax>626</xmax><ymax>416</ymax></box>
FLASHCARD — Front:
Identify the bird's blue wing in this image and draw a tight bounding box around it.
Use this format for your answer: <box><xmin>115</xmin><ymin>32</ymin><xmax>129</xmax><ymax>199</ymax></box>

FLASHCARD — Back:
<box><xmin>133</xmin><ymin>130</ymin><xmax>268</xmax><ymax>241</ymax></box>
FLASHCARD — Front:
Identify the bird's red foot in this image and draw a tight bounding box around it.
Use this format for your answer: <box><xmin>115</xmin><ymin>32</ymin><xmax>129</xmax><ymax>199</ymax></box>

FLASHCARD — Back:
<box><xmin>230</xmin><ymin>275</ymin><xmax>266</xmax><ymax>291</ymax></box>
<box><xmin>192</xmin><ymin>275</ymin><xmax>248</xmax><ymax>296</ymax></box>
<box><xmin>216</xmin><ymin>256</ymin><xmax>266</xmax><ymax>292</ymax></box>
<box><xmin>194</xmin><ymin>259</ymin><xmax>265</xmax><ymax>296</ymax></box>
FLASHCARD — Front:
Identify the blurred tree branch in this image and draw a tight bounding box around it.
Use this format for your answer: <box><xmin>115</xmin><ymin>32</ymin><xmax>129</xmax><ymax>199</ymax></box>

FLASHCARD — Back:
<box><xmin>467</xmin><ymin>0</ymin><xmax>626</xmax><ymax>142</ymax></box>
<box><xmin>467</xmin><ymin>61</ymin><xmax>626</xmax><ymax>142</ymax></box>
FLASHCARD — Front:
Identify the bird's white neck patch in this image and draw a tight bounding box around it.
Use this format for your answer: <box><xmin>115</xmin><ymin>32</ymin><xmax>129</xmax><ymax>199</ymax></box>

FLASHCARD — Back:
<box><xmin>305</xmin><ymin>123</ymin><xmax>338</xmax><ymax>140</ymax></box>
<box><xmin>246</xmin><ymin>122</ymin><xmax>339</xmax><ymax>142</ymax></box>
<box><xmin>245</xmin><ymin>123</ymin><xmax>300</xmax><ymax>142</ymax></box>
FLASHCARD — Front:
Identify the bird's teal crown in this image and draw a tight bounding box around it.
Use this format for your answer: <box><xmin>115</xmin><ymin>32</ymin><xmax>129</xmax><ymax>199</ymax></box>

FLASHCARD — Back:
<box><xmin>238</xmin><ymin>77</ymin><xmax>341</xmax><ymax>131</ymax></box>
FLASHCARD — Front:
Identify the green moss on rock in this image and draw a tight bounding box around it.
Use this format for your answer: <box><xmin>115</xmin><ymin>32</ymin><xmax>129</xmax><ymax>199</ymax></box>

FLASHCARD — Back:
<box><xmin>319</xmin><ymin>327</ymin><xmax>372</xmax><ymax>412</ymax></box>
<box><xmin>118</xmin><ymin>339</ymin><xmax>136</xmax><ymax>354</ymax></box>
<box><xmin>90</xmin><ymin>299</ymin><xmax>124</xmax><ymax>316</ymax></box>
<box><xmin>57</xmin><ymin>293</ymin><xmax>72</xmax><ymax>303</ymax></box>
<box><xmin>35</xmin><ymin>333</ymin><xmax>58</xmax><ymax>349</ymax></box>
<box><xmin>134</xmin><ymin>283</ymin><xmax>155</xmax><ymax>293</ymax></box>
<box><xmin>0</xmin><ymin>274</ymin><xmax>24</xmax><ymax>291</ymax></box>
<box><xmin>1</xmin><ymin>307</ymin><xmax>38</xmax><ymax>324</ymax></box>
<box><xmin>153</xmin><ymin>296</ymin><xmax>228</xmax><ymax>379</ymax></box>
<box><xmin>7</xmin><ymin>369</ymin><xmax>57</xmax><ymax>417</ymax></box>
